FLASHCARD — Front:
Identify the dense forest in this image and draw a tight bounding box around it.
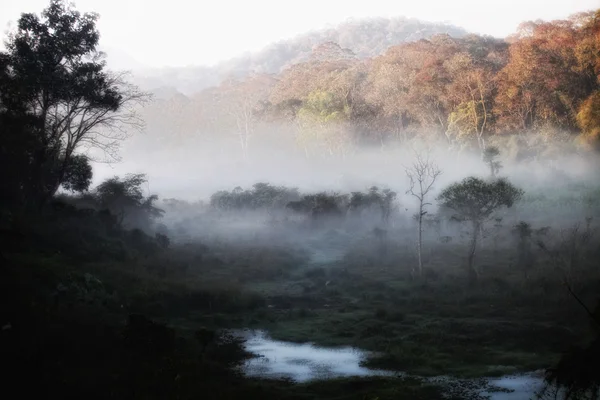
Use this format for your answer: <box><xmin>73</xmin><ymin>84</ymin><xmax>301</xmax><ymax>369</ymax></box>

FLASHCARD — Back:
<box><xmin>131</xmin><ymin>10</ymin><xmax>600</xmax><ymax>163</ymax></box>
<box><xmin>1</xmin><ymin>1</ymin><xmax>600</xmax><ymax>400</ymax></box>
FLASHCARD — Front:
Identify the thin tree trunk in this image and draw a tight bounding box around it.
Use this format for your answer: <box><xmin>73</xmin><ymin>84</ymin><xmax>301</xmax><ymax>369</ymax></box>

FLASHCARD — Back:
<box><xmin>478</xmin><ymin>79</ymin><xmax>488</xmax><ymax>151</ymax></box>
<box><xmin>467</xmin><ymin>221</ymin><xmax>480</xmax><ymax>285</ymax></box>
<box><xmin>413</xmin><ymin>199</ymin><xmax>423</xmax><ymax>277</ymax></box>
<box><xmin>43</xmin><ymin>149</ymin><xmax>72</xmax><ymax>206</ymax></box>
<box><xmin>417</xmin><ymin>206</ymin><xmax>423</xmax><ymax>279</ymax></box>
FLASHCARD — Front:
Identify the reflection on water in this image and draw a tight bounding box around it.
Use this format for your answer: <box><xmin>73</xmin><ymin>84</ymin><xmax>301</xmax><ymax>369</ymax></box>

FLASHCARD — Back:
<box><xmin>238</xmin><ymin>330</ymin><xmax>549</xmax><ymax>399</ymax></box>
<box><xmin>239</xmin><ymin>330</ymin><xmax>393</xmax><ymax>382</ymax></box>
<box><xmin>484</xmin><ymin>374</ymin><xmax>546</xmax><ymax>400</ymax></box>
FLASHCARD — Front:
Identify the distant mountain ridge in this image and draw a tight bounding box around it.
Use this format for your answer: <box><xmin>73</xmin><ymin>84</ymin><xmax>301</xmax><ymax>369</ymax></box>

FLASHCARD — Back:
<box><xmin>100</xmin><ymin>45</ymin><xmax>149</xmax><ymax>72</ymax></box>
<box><xmin>132</xmin><ymin>16</ymin><xmax>468</xmax><ymax>96</ymax></box>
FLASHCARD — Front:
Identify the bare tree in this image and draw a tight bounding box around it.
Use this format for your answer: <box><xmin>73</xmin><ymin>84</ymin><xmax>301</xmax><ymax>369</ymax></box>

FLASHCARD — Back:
<box><xmin>405</xmin><ymin>150</ymin><xmax>442</xmax><ymax>278</ymax></box>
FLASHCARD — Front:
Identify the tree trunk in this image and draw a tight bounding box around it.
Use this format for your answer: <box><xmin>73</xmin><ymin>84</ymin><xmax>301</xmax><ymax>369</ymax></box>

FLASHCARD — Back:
<box><xmin>31</xmin><ymin>146</ymin><xmax>53</xmax><ymax>210</ymax></box>
<box><xmin>413</xmin><ymin>200</ymin><xmax>424</xmax><ymax>280</ymax></box>
<box><xmin>417</xmin><ymin>211</ymin><xmax>423</xmax><ymax>279</ymax></box>
<box><xmin>43</xmin><ymin>150</ymin><xmax>72</xmax><ymax>207</ymax></box>
<box><xmin>467</xmin><ymin>221</ymin><xmax>480</xmax><ymax>285</ymax></box>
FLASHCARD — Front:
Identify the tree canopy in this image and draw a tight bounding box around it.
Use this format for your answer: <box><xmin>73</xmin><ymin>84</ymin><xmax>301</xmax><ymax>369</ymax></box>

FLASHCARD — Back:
<box><xmin>94</xmin><ymin>173</ymin><xmax>164</xmax><ymax>231</ymax></box>
<box><xmin>437</xmin><ymin>177</ymin><xmax>524</xmax><ymax>283</ymax></box>
<box><xmin>0</xmin><ymin>0</ymin><xmax>147</xmax><ymax>209</ymax></box>
<box><xmin>135</xmin><ymin>10</ymin><xmax>600</xmax><ymax>159</ymax></box>
<box><xmin>437</xmin><ymin>177</ymin><xmax>524</xmax><ymax>223</ymax></box>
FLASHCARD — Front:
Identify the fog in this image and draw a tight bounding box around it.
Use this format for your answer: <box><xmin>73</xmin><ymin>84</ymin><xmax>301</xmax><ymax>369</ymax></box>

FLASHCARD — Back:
<box><xmin>92</xmin><ymin>129</ymin><xmax>599</xmax><ymax>205</ymax></box>
<box><xmin>88</xmin><ymin>125</ymin><xmax>600</xmax><ymax>267</ymax></box>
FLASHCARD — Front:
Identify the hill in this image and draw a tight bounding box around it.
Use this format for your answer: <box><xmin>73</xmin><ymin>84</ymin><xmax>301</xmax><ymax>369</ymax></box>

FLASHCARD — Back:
<box><xmin>133</xmin><ymin>16</ymin><xmax>468</xmax><ymax>95</ymax></box>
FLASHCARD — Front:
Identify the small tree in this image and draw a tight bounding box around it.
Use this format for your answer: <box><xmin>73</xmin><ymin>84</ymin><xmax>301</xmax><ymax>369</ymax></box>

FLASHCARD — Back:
<box><xmin>405</xmin><ymin>151</ymin><xmax>442</xmax><ymax>278</ymax></box>
<box><xmin>348</xmin><ymin>187</ymin><xmax>397</xmax><ymax>225</ymax></box>
<box><xmin>437</xmin><ymin>177</ymin><xmax>524</xmax><ymax>284</ymax></box>
<box><xmin>378</xmin><ymin>188</ymin><xmax>398</xmax><ymax>225</ymax></box>
<box><xmin>286</xmin><ymin>192</ymin><xmax>348</xmax><ymax>227</ymax></box>
<box><xmin>94</xmin><ymin>174</ymin><xmax>164</xmax><ymax>231</ymax></box>
<box><xmin>482</xmin><ymin>146</ymin><xmax>502</xmax><ymax>178</ymax></box>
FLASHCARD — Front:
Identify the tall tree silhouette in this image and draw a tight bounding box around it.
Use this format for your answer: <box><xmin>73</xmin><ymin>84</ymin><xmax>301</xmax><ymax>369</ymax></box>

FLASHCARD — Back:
<box><xmin>0</xmin><ymin>0</ymin><xmax>148</xmax><ymax>208</ymax></box>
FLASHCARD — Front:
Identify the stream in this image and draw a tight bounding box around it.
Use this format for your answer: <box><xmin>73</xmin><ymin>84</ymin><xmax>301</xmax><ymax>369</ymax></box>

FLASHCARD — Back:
<box><xmin>239</xmin><ymin>330</ymin><xmax>392</xmax><ymax>382</ymax></box>
<box><xmin>236</xmin><ymin>330</ymin><xmax>547</xmax><ymax>400</ymax></box>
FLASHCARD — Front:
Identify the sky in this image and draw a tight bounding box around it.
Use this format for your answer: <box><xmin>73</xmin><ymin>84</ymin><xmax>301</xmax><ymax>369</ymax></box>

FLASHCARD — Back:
<box><xmin>1</xmin><ymin>0</ymin><xmax>599</xmax><ymax>69</ymax></box>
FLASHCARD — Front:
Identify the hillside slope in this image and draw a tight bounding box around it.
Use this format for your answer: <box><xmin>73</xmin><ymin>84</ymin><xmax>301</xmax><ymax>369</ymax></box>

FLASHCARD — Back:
<box><xmin>133</xmin><ymin>16</ymin><xmax>468</xmax><ymax>95</ymax></box>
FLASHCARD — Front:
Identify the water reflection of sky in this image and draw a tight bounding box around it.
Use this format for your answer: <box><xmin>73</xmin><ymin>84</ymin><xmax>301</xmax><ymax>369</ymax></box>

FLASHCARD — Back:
<box><xmin>484</xmin><ymin>374</ymin><xmax>547</xmax><ymax>400</ymax></box>
<box><xmin>240</xmin><ymin>330</ymin><xmax>548</xmax><ymax>399</ymax></box>
<box><xmin>240</xmin><ymin>330</ymin><xmax>392</xmax><ymax>382</ymax></box>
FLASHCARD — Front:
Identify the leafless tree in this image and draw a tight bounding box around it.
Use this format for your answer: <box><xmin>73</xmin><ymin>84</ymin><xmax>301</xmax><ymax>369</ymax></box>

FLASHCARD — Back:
<box><xmin>405</xmin><ymin>149</ymin><xmax>442</xmax><ymax>278</ymax></box>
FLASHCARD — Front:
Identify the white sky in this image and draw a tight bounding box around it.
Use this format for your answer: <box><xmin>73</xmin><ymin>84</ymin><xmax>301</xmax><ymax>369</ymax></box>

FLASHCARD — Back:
<box><xmin>1</xmin><ymin>0</ymin><xmax>599</xmax><ymax>68</ymax></box>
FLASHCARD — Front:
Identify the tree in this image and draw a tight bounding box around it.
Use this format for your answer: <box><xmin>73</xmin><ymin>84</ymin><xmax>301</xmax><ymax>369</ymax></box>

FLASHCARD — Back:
<box><xmin>61</xmin><ymin>154</ymin><xmax>93</xmax><ymax>192</ymax></box>
<box><xmin>576</xmin><ymin>90</ymin><xmax>600</xmax><ymax>149</ymax></box>
<box><xmin>286</xmin><ymin>192</ymin><xmax>348</xmax><ymax>227</ymax></box>
<box><xmin>482</xmin><ymin>146</ymin><xmax>502</xmax><ymax>178</ymax></box>
<box><xmin>296</xmin><ymin>89</ymin><xmax>353</xmax><ymax>158</ymax></box>
<box><xmin>405</xmin><ymin>150</ymin><xmax>442</xmax><ymax>278</ymax></box>
<box><xmin>437</xmin><ymin>177</ymin><xmax>524</xmax><ymax>284</ymax></box>
<box><xmin>511</xmin><ymin>221</ymin><xmax>537</xmax><ymax>277</ymax></box>
<box><xmin>0</xmin><ymin>111</ymin><xmax>43</xmax><ymax>206</ymax></box>
<box><xmin>214</xmin><ymin>74</ymin><xmax>275</xmax><ymax>160</ymax></box>
<box><xmin>348</xmin><ymin>187</ymin><xmax>397</xmax><ymax>225</ymax></box>
<box><xmin>364</xmin><ymin>60</ymin><xmax>414</xmax><ymax>145</ymax></box>
<box><xmin>0</xmin><ymin>0</ymin><xmax>148</xmax><ymax>208</ymax></box>
<box><xmin>209</xmin><ymin>183</ymin><xmax>300</xmax><ymax>212</ymax></box>
<box><xmin>376</xmin><ymin>188</ymin><xmax>398</xmax><ymax>225</ymax></box>
<box><xmin>495</xmin><ymin>15</ymin><xmax>597</xmax><ymax>132</ymax></box>
<box><xmin>267</xmin><ymin>53</ymin><xmax>366</xmax><ymax>158</ymax></box>
<box><xmin>380</xmin><ymin>37</ymin><xmax>457</xmax><ymax>139</ymax></box>
<box><xmin>94</xmin><ymin>174</ymin><xmax>164</xmax><ymax>231</ymax></box>
<box><xmin>445</xmin><ymin>52</ymin><xmax>497</xmax><ymax>151</ymax></box>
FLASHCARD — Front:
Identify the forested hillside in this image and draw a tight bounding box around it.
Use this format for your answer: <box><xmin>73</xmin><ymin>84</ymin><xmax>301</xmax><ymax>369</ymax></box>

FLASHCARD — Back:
<box><xmin>132</xmin><ymin>11</ymin><xmax>600</xmax><ymax>162</ymax></box>
<box><xmin>132</xmin><ymin>17</ymin><xmax>467</xmax><ymax>95</ymax></box>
